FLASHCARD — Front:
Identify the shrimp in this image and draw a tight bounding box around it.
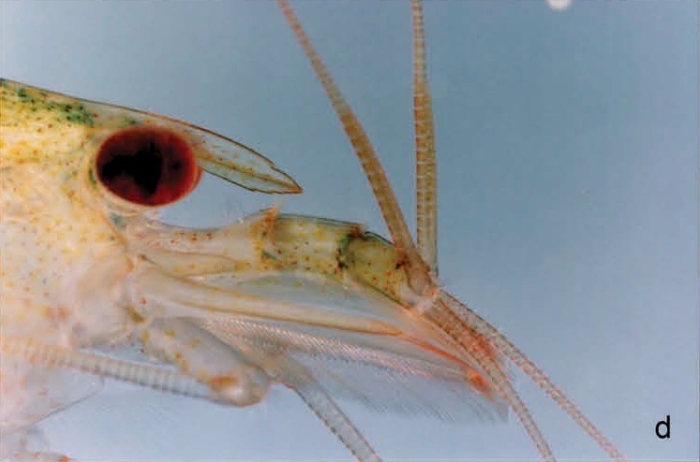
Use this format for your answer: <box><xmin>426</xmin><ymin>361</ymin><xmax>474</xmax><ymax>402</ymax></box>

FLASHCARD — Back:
<box><xmin>0</xmin><ymin>1</ymin><xmax>638</xmax><ymax>461</ymax></box>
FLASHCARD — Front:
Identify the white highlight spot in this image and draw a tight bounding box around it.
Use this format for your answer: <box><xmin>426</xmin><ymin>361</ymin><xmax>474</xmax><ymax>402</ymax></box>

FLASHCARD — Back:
<box><xmin>547</xmin><ymin>0</ymin><xmax>573</xmax><ymax>11</ymax></box>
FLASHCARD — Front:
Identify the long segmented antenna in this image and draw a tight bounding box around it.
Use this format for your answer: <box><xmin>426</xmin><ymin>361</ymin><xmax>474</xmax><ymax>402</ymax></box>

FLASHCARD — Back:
<box><xmin>277</xmin><ymin>1</ymin><xmax>551</xmax><ymax>459</ymax></box>
<box><xmin>408</xmin><ymin>3</ymin><xmax>623</xmax><ymax>460</ymax></box>
<box><xmin>439</xmin><ymin>292</ymin><xmax>626</xmax><ymax>461</ymax></box>
<box><xmin>277</xmin><ymin>1</ymin><xmax>625</xmax><ymax>461</ymax></box>
<box><xmin>425</xmin><ymin>296</ymin><xmax>558</xmax><ymax>460</ymax></box>
<box><xmin>279</xmin><ymin>358</ymin><xmax>383</xmax><ymax>462</ymax></box>
<box><xmin>412</xmin><ymin>0</ymin><xmax>438</xmax><ymax>274</ymax></box>
<box><xmin>277</xmin><ymin>0</ymin><xmax>434</xmax><ymax>299</ymax></box>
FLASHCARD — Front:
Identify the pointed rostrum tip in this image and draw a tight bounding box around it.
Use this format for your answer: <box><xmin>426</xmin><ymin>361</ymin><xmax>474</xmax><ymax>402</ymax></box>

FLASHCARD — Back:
<box><xmin>192</xmin><ymin>126</ymin><xmax>302</xmax><ymax>195</ymax></box>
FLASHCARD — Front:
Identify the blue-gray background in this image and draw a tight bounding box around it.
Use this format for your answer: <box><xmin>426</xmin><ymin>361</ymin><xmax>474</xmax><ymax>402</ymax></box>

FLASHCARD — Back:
<box><xmin>1</xmin><ymin>1</ymin><xmax>697</xmax><ymax>461</ymax></box>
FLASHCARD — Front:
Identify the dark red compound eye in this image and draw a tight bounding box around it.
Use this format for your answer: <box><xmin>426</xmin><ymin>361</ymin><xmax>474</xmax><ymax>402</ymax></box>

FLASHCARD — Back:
<box><xmin>96</xmin><ymin>126</ymin><xmax>201</xmax><ymax>207</ymax></box>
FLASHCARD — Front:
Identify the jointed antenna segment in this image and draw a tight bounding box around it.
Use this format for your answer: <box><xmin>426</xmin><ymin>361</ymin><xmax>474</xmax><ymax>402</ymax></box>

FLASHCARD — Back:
<box><xmin>412</xmin><ymin>0</ymin><xmax>439</xmax><ymax>274</ymax></box>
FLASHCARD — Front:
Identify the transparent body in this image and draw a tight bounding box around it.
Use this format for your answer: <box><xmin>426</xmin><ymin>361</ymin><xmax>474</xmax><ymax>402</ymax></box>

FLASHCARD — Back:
<box><xmin>0</xmin><ymin>1</ymin><xmax>697</xmax><ymax>461</ymax></box>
